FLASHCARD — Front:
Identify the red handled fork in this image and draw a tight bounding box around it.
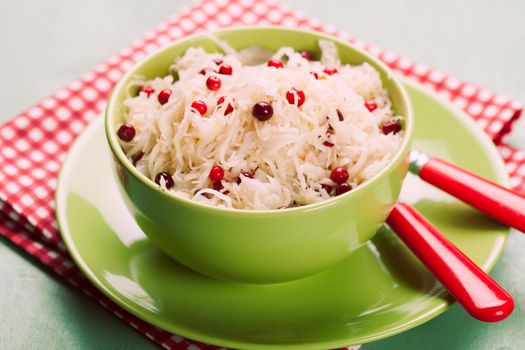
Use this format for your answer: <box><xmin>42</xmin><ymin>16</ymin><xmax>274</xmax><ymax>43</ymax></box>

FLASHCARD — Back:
<box><xmin>387</xmin><ymin>202</ymin><xmax>514</xmax><ymax>322</ymax></box>
<box><xmin>409</xmin><ymin>150</ymin><xmax>525</xmax><ymax>232</ymax></box>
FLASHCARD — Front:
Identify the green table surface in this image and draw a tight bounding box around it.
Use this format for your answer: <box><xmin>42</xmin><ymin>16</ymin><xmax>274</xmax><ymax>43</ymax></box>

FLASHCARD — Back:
<box><xmin>1</xmin><ymin>1</ymin><xmax>524</xmax><ymax>349</ymax></box>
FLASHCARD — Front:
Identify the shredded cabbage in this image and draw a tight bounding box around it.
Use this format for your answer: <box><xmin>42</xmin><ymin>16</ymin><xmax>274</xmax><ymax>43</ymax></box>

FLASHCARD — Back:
<box><xmin>119</xmin><ymin>40</ymin><xmax>404</xmax><ymax>210</ymax></box>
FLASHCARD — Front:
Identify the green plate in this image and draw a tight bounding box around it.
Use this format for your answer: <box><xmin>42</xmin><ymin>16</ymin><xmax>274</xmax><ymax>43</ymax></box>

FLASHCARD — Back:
<box><xmin>56</xmin><ymin>81</ymin><xmax>509</xmax><ymax>349</ymax></box>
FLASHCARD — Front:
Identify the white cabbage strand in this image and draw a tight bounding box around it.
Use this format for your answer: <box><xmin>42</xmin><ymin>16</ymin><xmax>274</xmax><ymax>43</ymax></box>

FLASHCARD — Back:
<box><xmin>120</xmin><ymin>41</ymin><xmax>403</xmax><ymax>210</ymax></box>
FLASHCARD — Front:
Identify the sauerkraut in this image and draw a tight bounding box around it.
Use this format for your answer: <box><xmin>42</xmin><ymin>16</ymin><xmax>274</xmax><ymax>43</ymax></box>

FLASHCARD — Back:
<box><xmin>117</xmin><ymin>40</ymin><xmax>404</xmax><ymax>210</ymax></box>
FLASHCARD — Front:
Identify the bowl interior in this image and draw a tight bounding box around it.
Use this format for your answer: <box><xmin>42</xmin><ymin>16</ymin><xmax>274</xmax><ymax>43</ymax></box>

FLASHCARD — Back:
<box><xmin>105</xmin><ymin>26</ymin><xmax>413</xmax><ymax>212</ymax></box>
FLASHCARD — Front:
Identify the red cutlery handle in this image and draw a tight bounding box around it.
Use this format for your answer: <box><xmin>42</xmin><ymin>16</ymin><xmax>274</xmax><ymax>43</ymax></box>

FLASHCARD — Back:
<box><xmin>387</xmin><ymin>202</ymin><xmax>514</xmax><ymax>322</ymax></box>
<box><xmin>418</xmin><ymin>157</ymin><xmax>525</xmax><ymax>233</ymax></box>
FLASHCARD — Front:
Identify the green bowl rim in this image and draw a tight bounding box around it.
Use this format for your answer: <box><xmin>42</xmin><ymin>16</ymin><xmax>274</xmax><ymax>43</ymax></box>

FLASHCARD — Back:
<box><xmin>104</xmin><ymin>25</ymin><xmax>414</xmax><ymax>215</ymax></box>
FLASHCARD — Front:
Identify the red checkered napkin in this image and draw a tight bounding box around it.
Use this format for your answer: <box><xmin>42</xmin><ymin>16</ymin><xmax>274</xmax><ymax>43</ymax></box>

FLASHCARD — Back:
<box><xmin>0</xmin><ymin>0</ymin><xmax>523</xmax><ymax>349</ymax></box>
<box><xmin>498</xmin><ymin>144</ymin><xmax>525</xmax><ymax>194</ymax></box>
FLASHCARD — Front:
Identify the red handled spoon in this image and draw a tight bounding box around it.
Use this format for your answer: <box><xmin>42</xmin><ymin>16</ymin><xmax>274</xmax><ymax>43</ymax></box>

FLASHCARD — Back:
<box><xmin>387</xmin><ymin>201</ymin><xmax>514</xmax><ymax>322</ymax></box>
<box><xmin>409</xmin><ymin>150</ymin><xmax>525</xmax><ymax>233</ymax></box>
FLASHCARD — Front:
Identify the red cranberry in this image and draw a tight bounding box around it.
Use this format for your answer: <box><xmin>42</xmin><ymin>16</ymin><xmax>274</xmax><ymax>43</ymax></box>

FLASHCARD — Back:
<box><xmin>191</xmin><ymin>100</ymin><xmax>207</xmax><ymax>116</ymax></box>
<box><xmin>267</xmin><ymin>59</ymin><xmax>284</xmax><ymax>68</ymax></box>
<box><xmin>330</xmin><ymin>167</ymin><xmax>349</xmax><ymax>184</ymax></box>
<box><xmin>199</xmin><ymin>67</ymin><xmax>214</xmax><ymax>75</ymax></box>
<box><xmin>337</xmin><ymin>109</ymin><xmax>344</xmax><ymax>121</ymax></box>
<box><xmin>335</xmin><ymin>183</ymin><xmax>352</xmax><ymax>195</ymax></box>
<box><xmin>206</xmin><ymin>76</ymin><xmax>222</xmax><ymax>91</ymax></box>
<box><xmin>382</xmin><ymin>119</ymin><xmax>402</xmax><ymax>135</ymax></box>
<box><xmin>139</xmin><ymin>86</ymin><xmax>155</xmax><ymax>97</ymax></box>
<box><xmin>218</xmin><ymin>64</ymin><xmax>233</xmax><ymax>75</ymax></box>
<box><xmin>310</xmin><ymin>71</ymin><xmax>319</xmax><ymax>80</ymax></box>
<box><xmin>213</xmin><ymin>181</ymin><xmax>224</xmax><ymax>191</ymax></box>
<box><xmin>209</xmin><ymin>165</ymin><xmax>224</xmax><ymax>182</ymax></box>
<box><xmin>321</xmin><ymin>183</ymin><xmax>333</xmax><ymax>194</ymax></box>
<box><xmin>212</xmin><ymin>180</ymin><xmax>229</xmax><ymax>194</ymax></box>
<box><xmin>323</xmin><ymin>140</ymin><xmax>334</xmax><ymax>147</ymax></box>
<box><xmin>323</xmin><ymin>66</ymin><xmax>338</xmax><ymax>75</ymax></box>
<box><xmin>252</xmin><ymin>102</ymin><xmax>274</xmax><ymax>121</ymax></box>
<box><xmin>131</xmin><ymin>152</ymin><xmax>144</xmax><ymax>166</ymax></box>
<box><xmin>155</xmin><ymin>172</ymin><xmax>174</xmax><ymax>189</ymax></box>
<box><xmin>117</xmin><ymin>123</ymin><xmax>136</xmax><ymax>142</ymax></box>
<box><xmin>286</xmin><ymin>88</ymin><xmax>306</xmax><ymax>107</ymax></box>
<box><xmin>236</xmin><ymin>171</ymin><xmax>254</xmax><ymax>184</ymax></box>
<box><xmin>365</xmin><ymin>100</ymin><xmax>378</xmax><ymax>112</ymax></box>
<box><xmin>158</xmin><ymin>89</ymin><xmax>172</xmax><ymax>105</ymax></box>
<box><xmin>217</xmin><ymin>96</ymin><xmax>234</xmax><ymax>115</ymax></box>
<box><xmin>300</xmin><ymin>51</ymin><xmax>314</xmax><ymax>61</ymax></box>
<box><xmin>213</xmin><ymin>58</ymin><xmax>223</xmax><ymax>65</ymax></box>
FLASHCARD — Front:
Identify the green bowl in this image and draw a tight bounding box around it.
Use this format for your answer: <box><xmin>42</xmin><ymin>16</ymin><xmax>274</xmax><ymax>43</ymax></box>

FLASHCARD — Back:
<box><xmin>105</xmin><ymin>26</ymin><xmax>414</xmax><ymax>284</ymax></box>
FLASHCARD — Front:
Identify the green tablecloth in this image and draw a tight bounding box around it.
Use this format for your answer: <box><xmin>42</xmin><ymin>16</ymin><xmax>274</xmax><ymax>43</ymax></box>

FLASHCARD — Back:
<box><xmin>1</xmin><ymin>0</ymin><xmax>523</xmax><ymax>349</ymax></box>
